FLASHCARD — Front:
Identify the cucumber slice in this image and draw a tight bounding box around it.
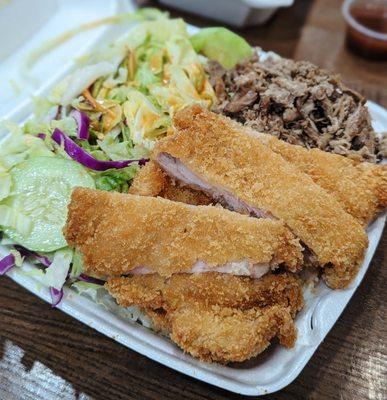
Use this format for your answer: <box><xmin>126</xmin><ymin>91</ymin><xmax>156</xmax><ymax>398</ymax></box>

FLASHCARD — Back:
<box><xmin>4</xmin><ymin>157</ymin><xmax>95</xmax><ymax>252</ymax></box>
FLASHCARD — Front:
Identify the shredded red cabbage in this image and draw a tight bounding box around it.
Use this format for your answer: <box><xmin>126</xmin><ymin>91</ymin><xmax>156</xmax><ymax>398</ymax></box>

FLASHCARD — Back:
<box><xmin>50</xmin><ymin>287</ymin><xmax>63</xmax><ymax>307</ymax></box>
<box><xmin>0</xmin><ymin>253</ymin><xmax>15</xmax><ymax>275</ymax></box>
<box><xmin>14</xmin><ymin>245</ymin><xmax>51</xmax><ymax>267</ymax></box>
<box><xmin>78</xmin><ymin>273</ymin><xmax>105</xmax><ymax>285</ymax></box>
<box><xmin>70</xmin><ymin>109</ymin><xmax>90</xmax><ymax>140</ymax></box>
<box><xmin>37</xmin><ymin>133</ymin><xmax>46</xmax><ymax>140</ymax></box>
<box><xmin>10</xmin><ymin>245</ymin><xmax>63</xmax><ymax>306</ymax></box>
<box><xmin>52</xmin><ymin>129</ymin><xmax>148</xmax><ymax>171</ymax></box>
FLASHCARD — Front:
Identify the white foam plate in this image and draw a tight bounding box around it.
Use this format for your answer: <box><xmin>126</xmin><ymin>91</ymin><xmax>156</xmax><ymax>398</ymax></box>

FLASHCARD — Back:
<box><xmin>0</xmin><ymin>1</ymin><xmax>386</xmax><ymax>395</ymax></box>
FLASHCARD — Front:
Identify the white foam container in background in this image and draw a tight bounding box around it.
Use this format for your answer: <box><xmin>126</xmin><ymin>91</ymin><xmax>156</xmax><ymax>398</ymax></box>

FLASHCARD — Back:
<box><xmin>159</xmin><ymin>0</ymin><xmax>294</xmax><ymax>27</ymax></box>
<box><xmin>0</xmin><ymin>0</ymin><xmax>386</xmax><ymax>396</ymax></box>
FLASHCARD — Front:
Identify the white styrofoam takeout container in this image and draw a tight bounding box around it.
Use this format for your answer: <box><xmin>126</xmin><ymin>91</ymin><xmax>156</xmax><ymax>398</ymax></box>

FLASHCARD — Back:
<box><xmin>0</xmin><ymin>0</ymin><xmax>386</xmax><ymax>396</ymax></box>
<box><xmin>159</xmin><ymin>0</ymin><xmax>294</xmax><ymax>27</ymax></box>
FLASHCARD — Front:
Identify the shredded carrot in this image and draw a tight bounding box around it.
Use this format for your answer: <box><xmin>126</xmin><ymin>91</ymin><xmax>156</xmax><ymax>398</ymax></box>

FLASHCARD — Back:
<box><xmin>128</xmin><ymin>50</ymin><xmax>137</xmax><ymax>81</ymax></box>
<box><xmin>82</xmin><ymin>89</ymin><xmax>115</xmax><ymax>118</ymax></box>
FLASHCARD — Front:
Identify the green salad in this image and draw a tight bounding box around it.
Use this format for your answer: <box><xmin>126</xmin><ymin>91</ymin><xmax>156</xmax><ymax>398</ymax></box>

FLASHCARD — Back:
<box><xmin>0</xmin><ymin>9</ymin><xmax>252</xmax><ymax>306</ymax></box>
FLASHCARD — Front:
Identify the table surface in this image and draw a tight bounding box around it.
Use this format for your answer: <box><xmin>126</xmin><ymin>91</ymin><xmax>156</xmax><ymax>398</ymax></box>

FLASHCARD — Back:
<box><xmin>1</xmin><ymin>1</ymin><xmax>386</xmax><ymax>399</ymax></box>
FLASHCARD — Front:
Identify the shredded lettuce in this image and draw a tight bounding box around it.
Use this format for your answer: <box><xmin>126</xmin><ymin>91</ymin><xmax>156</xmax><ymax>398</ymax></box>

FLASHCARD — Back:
<box><xmin>0</xmin><ymin>122</ymin><xmax>53</xmax><ymax>170</ymax></box>
<box><xmin>94</xmin><ymin>165</ymin><xmax>139</xmax><ymax>192</ymax></box>
<box><xmin>37</xmin><ymin>15</ymin><xmax>216</xmax><ymax>151</ymax></box>
<box><xmin>51</xmin><ymin>117</ymin><xmax>77</xmax><ymax>137</ymax></box>
<box><xmin>72</xmin><ymin>281</ymin><xmax>153</xmax><ymax>328</ymax></box>
<box><xmin>70</xmin><ymin>250</ymin><xmax>84</xmax><ymax>278</ymax></box>
<box><xmin>59</xmin><ymin>62</ymin><xmax>119</xmax><ymax>106</ymax></box>
<box><xmin>103</xmin><ymin>67</ymin><xmax>128</xmax><ymax>89</ymax></box>
<box><xmin>123</xmin><ymin>90</ymin><xmax>170</xmax><ymax>148</ymax></box>
<box><xmin>22</xmin><ymin>119</ymin><xmax>50</xmax><ymax>136</ymax></box>
<box><xmin>41</xmin><ymin>248</ymin><xmax>73</xmax><ymax>291</ymax></box>
<box><xmin>98</xmin><ymin>128</ymin><xmax>132</xmax><ymax>161</ymax></box>
<box><xmin>71</xmin><ymin>281</ymin><xmax>103</xmax><ymax>296</ymax></box>
<box><xmin>10</xmin><ymin>248</ymin><xmax>23</xmax><ymax>267</ymax></box>
<box><xmin>32</xmin><ymin>96</ymin><xmax>57</xmax><ymax>121</ymax></box>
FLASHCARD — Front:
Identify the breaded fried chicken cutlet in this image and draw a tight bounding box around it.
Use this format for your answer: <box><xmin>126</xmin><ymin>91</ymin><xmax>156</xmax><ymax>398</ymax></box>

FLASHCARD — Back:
<box><xmin>129</xmin><ymin>160</ymin><xmax>211</xmax><ymax>206</ymax></box>
<box><xmin>253</xmin><ymin>131</ymin><xmax>387</xmax><ymax>226</ymax></box>
<box><xmin>64</xmin><ymin>187</ymin><xmax>303</xmax><ymax>278</ymax></box>
<box><xmin>130</xmin><ymin>122</ymin><xmax>386</xmax><ymax>226</ymax></box>
<box><xmin>106</xmin><ymin>272</ymin><xmax>303</xmax><ymax>363</ymax></box>
<box><xmin>106</xmin><ymin>272</ymin><xmax>303</xmax><ymax>314</ymax></box>
<box><xmin>153</xmin><ymin>105</ymin><xmax>369</xmax><ymax>289</ymax></box>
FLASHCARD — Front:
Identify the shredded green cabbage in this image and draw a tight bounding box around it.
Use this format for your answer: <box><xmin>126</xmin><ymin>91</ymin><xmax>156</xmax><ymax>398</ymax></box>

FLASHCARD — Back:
<box><xmin>94</xmin><ymin>165</ymin><xmax>139</xmax><ymax>192</ymax></box>
<box><xmin>0</xmin><ymin>122</ymin><xmax>53</xmax><ymax>170</ymax></box>
<box><xmin>51</xmin><ymin>117</ymin><xmax>77</xmax><ymax>137</ymax></box>
<box><xmin>70</xmin><ymin>250</ymin><xmax>84</xmax><ymax>279</ymax></box>
<box><xmin>41</xmin><ymin>248</ymin><xmax>73</xmax><ymax>290</ymax></box>
<box><xmin>72</xmin><ymin>281</ymin><xmax>153</xmax><ymax>328</ymax></box>
<box><xmin>123</xmin><ymin>90</ymin><xmax>171</xmax><ymax>148</ymax></box>
<box><xmin>32</xmin><ymin>15</ymin><xmax>216</xmax><ymax>152</ymax></box>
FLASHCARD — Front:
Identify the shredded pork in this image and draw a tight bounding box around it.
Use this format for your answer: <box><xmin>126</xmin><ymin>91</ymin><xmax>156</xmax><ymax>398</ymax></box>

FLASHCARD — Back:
<box><xmin>208</xmin><ymin>53</ymin><xmax>386</xmax><ymax>163</ymax></box>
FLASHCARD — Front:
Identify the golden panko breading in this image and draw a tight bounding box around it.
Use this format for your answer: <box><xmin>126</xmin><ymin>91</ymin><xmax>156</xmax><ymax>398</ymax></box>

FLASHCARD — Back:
<box><xmin>128</xmin><ymin>160</ymin><xmax>166</xmax><ymax>197</ymax></box>
<box><xmin>129</xmin><ymin>161</ymin><xmax>211</xmax><ymax>206</ymax></box>
<box><xmin>64</xmin><ymin>188</ymin><xmax>303</xmax><ymax>278</ymax></box>
<box><xmin>169</xmin><ymin>303</ymin><xmax>296</xmax><ymax>363</ymax></box>
<box><xmin>154</xmin><ymin>105</ymin><xmax>368</xmax><ymax>289</ymax></box>
<box><xmin>256</xmin><ymin>132</ymin><xmax>387</xmax><ymax>226</ymax></box>
<box><xmin>130</xmin><ymin>127</ymin><xmax>386</xmax><ymax>225</ymax></box>
<box><xmin>106</xmin><ymin>272</ymin><xmax>303</xmax><ymax>316</ymax></box>
<box><xmin>106</xmin><ymin>272</ymin><xmax>302</xmax><ymax>363</ymax></box>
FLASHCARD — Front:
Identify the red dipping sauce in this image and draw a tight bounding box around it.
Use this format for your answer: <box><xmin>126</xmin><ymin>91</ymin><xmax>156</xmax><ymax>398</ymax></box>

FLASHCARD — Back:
<box><xmin>343</xmin><ymin>0</ymin><xmax>387</xmax><ymax>60</ymax></box>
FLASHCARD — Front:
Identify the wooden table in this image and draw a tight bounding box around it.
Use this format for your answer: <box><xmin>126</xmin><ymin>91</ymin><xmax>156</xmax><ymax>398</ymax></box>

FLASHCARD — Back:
<box><xmin>1</xmin><ymin>1</ymin><xmax>386</xmax><ymax>399</ymax></box>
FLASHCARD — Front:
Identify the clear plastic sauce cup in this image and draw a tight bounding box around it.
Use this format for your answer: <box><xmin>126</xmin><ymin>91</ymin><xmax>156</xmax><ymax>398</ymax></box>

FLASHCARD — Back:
<box><xmin>342</xmin><ymin>0</ymin><xmax>387</xmax><ymax>60</ymax></box>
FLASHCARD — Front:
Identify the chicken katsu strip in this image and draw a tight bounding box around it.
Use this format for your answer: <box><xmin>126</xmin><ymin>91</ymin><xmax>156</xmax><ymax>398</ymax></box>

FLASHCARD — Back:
<box><xmin>129</xmin><ymin>161</ymin><xmax>211</xmax><ymax>206</ymax></box>
<box><xmin>64</xmin><ymin>187</ymin><xmax>303</xmax><ymax>278</ymax></box>
<box><xmin>170</xmin><ymin>304</ymin><xmax>296</xmax><ymax>363</ymax></box>
<box><xmin>256</xmin><ymin>132</ymin><xmax>387</xmax><ymax>225</ymax></box>
<box><xmin>130</xmin><ymin>141</ymin><xmax>386</xmax><ymax>225</ymax></box>
<box><xmin>153</xmin><ymin>105</ymin><xmax>368</xmax><ymax>289</ymax></box>
<box><xmin>129</xmin><ymin>115</ymin><xmax>385</xmax><ymax>225</ymax></box>
<box><xmin>107</xmin><ymin>272</ymin><xmax>301</xmax><ymax>363</ymax></box>
<box><xmin>128</xmin><ymin>160</ymin><xmax>166</xmax><ymax>197</ymax></box>
<box><xmin>106</xmin><ymin>272</ymin><xmax>303</xmax><ymax>316</ymax></box>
